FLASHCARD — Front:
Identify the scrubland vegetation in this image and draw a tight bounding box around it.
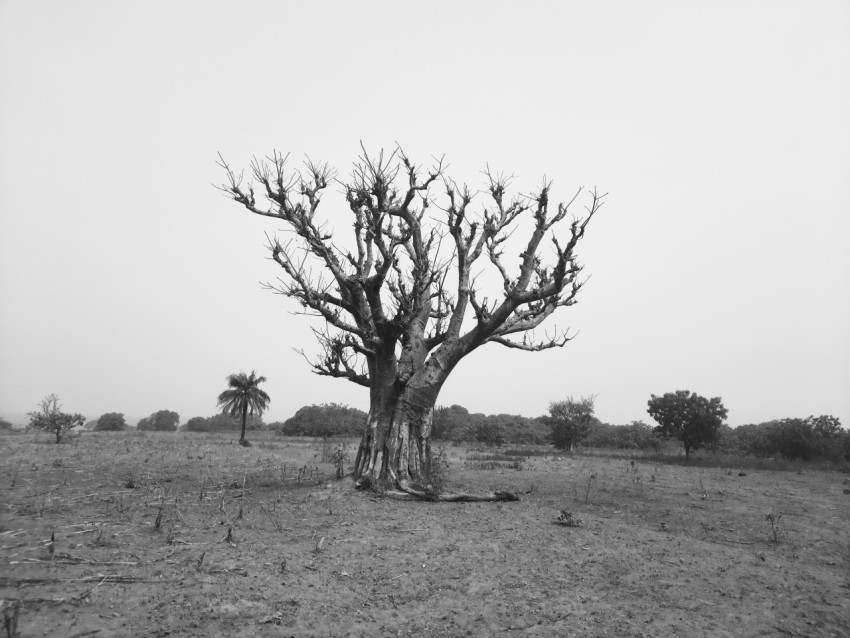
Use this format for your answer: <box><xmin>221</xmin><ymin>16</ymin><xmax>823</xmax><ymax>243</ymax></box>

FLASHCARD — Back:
<box><xmin>9</xmin><ymin>396</ymin><xmax>847</xmax><ymax>466</ymax></box>
<box><xmin>1</xmin><ymin>428</ymin><xmax>848</xmax><ymax>637</ymax></box>
<box><xmin>218</xmin><ymin>402</ymin><xmax>850</xmax><ymax>467</ymax></box>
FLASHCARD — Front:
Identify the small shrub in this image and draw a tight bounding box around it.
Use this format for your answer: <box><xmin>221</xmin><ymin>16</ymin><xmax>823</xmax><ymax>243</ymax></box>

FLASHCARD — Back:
<box><xmin>584</xmin><ymin>473</ymin><xmax>597</xmax><ymax>503</ymax></box>
<box><xmin>557</xmin><ymin>510</ymin><xmax>582</xmax><ymax>527</ymax></box>
<box><xmin>765</xmin><ymin>512</ymin><xmax>782</xmax><ymax>544</ymax></box>
<box><xmin>332</xmin><ymin>445</ymin><xmax>348</xmax><ymax>479</ymax></box>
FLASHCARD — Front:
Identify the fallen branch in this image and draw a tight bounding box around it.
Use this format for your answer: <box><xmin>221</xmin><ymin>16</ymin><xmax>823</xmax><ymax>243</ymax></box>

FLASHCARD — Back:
<box><xmin>397</xmin><ymin>479</ymin><xmax>519</xmax><ymax>502</ymax></box>
<box><xmin>75</xmin><ymin>575</ymin><xmax>109</xmax><ymax>602</ymax></box>
<box><xmin>354</xmin><ymin>476</ymin><xmax>518</xmax><ymax>502</ymax></box>
<box><xmin>9</xmin><ymin>557</ymin><xmax>143</xmax><ymax>566</ymax></box>
<box><xmin>0</xmin><ymin>575</ymin><xmax>162</xmax><ymax>586</ymax></box>
<box><xmin>258</xmin><ymin>503</ymin><xmax>281</xmax><ymax>531</ymax></box>
<box><xmin>206</xmin><ymin>567</ymin><xmax>248</xmax><ymax>576</ymax></box>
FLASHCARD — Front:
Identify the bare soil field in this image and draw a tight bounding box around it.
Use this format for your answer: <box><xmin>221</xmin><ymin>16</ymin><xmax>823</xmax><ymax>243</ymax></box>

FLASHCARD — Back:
<box><xmin>1</xmin><ymin>432</ymin><xmax>848</xmax><ymax>637</ymax></box>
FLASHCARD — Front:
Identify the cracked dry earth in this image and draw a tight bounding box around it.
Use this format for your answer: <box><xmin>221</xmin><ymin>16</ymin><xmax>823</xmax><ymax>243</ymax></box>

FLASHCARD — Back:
<box><xmin>1</xmin><ymin>432</ymin><xmax>848</xmax><ymax>637</ymax></box>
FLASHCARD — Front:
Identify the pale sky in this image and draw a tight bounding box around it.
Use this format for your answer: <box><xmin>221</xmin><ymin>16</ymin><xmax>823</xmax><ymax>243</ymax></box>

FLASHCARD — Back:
<box><xmin>1</xmin><ymin>1</ymin><xmax>848</xmax><ymax>428</ymax></box>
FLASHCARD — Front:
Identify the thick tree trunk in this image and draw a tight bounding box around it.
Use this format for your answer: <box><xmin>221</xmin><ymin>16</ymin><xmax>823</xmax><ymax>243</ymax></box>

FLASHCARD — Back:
<box><xmin>353</xmin><ymin>345</ymin><xmax>399</xmax><ymax>484</ymax></box>
<box><xmin>354</xmin><ymin>394</ymin><xmax>426</xmax><ymax>488</ymax></box>
<box><xmin>354</xmin><ymin>383</ymin><xmax>517</xmax><ymax>502</ymax></box>
<box><xmin>352</xmin><ymin>332</ymin><xmax>517</xmax><ymax>501</ymax></box>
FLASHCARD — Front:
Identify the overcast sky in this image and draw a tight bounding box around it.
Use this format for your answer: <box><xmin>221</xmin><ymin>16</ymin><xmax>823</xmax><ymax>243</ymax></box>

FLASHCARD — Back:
<box><xmin>1</xmin><ymin>1</ymin><xmax>848</xmax><ymax>428</ymax></box>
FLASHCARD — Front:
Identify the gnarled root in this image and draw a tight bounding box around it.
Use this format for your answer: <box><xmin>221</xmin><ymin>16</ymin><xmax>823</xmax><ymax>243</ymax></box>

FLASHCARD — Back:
<box><xmin>354</xmin><ymin>476</ymin><xmax>519</xmax><ymax>502</ymax></box>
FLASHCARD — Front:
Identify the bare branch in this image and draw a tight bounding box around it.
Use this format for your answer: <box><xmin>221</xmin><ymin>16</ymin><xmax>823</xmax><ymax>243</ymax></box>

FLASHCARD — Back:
<box><xmin>295</xmin><ymin>329</ymin><xmax>371</xmax><ymax>387</ymax></box>
<box><xmin>220</xmin><ymin>147</ymin><xmax>604</xmax><ymax>492</ymax></box>
<box><xmin>488</xmin><ymin>329</ymin><xmax>576</xmax><ymax>351</ymax></box>
<box><xmin>219</xmin><ymin>148</ymin><xmax>603</xmax><ymax>405</ymax></box>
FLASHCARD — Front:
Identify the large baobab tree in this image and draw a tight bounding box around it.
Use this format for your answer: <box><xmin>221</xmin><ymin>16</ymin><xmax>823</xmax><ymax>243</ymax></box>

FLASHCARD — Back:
<box><xmin>218</xmin><ymin>147</ymin><xmax>604</xmax><ymax>499</ymax></box>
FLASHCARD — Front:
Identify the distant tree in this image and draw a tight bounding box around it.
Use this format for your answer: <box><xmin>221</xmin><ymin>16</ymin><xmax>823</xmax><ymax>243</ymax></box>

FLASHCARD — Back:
<box><xmin>184</xmin><ymin>416</ymin><xmax>208</xmax><ymax>432</ymax></box>
<box><xmin>184</xmin><ymin>413</ymin><xmax>265</xmax><ymax>433</ymax></box>
<box><xmin>215</xmin><ymin>413</ymin><xmax>264</xmax><ymax>431</ymax></box>
<box><xmin>278</xmin><ymin>403</ymin><xmax>364</xmax><ymax>437</ymax></box>
<box><xmin>155</xmin><ymin>410</ymin><xmax>180</xmax><ymax>431</ymax></box>
<box><xmin>525</xmin><ymin>416</ymin><xmax>558</xmax><ymax>446</ymax></box>
<box><xmin>481</xmin><ymin>414</ymin><xmax>525</xmax><ymax>446</ymax></box>
<box><xmin>432</xmin><ymin>405</ymin><xmax>472</xmax><ymax>443</ymax></box>
<box><xmin>623</xmin><ymin>420</ymin><xmax>663</xmax><ymax>451</ymax></box>
<box><xmin>27</xmin><ymin>394</ymin><xmax>85</xmax><ymax>443</ymax></box>
<box><xmin>712</xmin><ymin>423</ymin><xmax>735</xmax><ymax>453</ymax></box>
<box><xmin>217</xmin><ymin>370</ymin><xmax>270</xmax><ymax>446</ymax></box>
<box><xmin>841</xmin><ymin>430</ymin><xmax>850</xmax><ymax>463</ymax></box>
<box><xmin>584</xmin><ymin>420</ymin><xmax>663</xmax><ymax>451</ymax></box>
<box><xmin>729</xmin><ymin>422</ymin><xmax>775</xmax><ymax>457</ymax></box>
<box><xmin>729</xmin><ymin>415</ymin><xmax>844</xmax><ymax>461</ymax></box>
<box><xmin>814</xmin><ymin>415</ymin><xmax>850</xmax><ymax>461</ymax></box>
<box><xmin>137</xmin><ymin>410</ymin><xmax>180</xmax><ymax>432</ymax></box>
<box><xmin>809</xmin><ymin>414</ymin><xmax>842</xmax><ymax>439</ymax></box>
<box><xmin>546</xmin><ymin>395</ymin><xmax>597</xmax><ymax>452</ymax></box>
<box><xmin>95</xmin><ymin>412</ymin><xmax>127</xmax><ymax>432</ymax></box>
<box><xmin>0</xmin><ymin>417</ymin><xmax>13</xmax><ymax>432</ymax></box>
<box><xmin>767</xmin><ymin>418</ymin><xmax>818</xmax><ymax>460</ymax></box>
<box><xmin>647</xmin><ymin>390</ymin><xmax>728</xmax><ymax>460</ymax></box>
<box><xmin>475</xmin><ymin>419</ymin><xmax>506</xmax><ymax>447</ymax></box>
<box><xmin>432</xmin><ymin>406</ymin><xmax>551</xmax><ymax>445</ymax></box>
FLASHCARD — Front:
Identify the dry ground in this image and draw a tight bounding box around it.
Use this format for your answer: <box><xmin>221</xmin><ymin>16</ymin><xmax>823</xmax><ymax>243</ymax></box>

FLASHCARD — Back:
<box><xmin>1</xmin><ymin>431</ymin><xmax>848</xmax><ymax>637</ymax></box>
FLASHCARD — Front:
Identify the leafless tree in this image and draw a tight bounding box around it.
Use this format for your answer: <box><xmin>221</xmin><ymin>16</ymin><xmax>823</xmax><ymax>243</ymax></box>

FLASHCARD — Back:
<box><xmin>218</xmin><ymin>146</ymin><xmax>604</xmax><ymax>500</ymax></box>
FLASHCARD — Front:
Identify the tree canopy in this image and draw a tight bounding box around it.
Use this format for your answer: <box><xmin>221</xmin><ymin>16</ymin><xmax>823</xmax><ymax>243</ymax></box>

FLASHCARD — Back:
<box><xmin>277</xmin><ymin>403</ymin><xmax>366</xmax><ymax>437</ymax></box>
<box><xmin>95</xmin><ymin>412</ymin><xmax>127</xmax><ymax>431</ymax></box>
<box><xmin>137</xmin><ymin>410</ymin><xmax>180</xmax><ymax>432</ymax></box>
<box><xmin>27</xmin><ymin>394</ymin><xmax>85</xmax><ymax>443</ymax></box>
<box><xmin>183</xmin><ymin>413</ymin><xmax>265</xmax><ymax>433</ymax></box>
<box><xmin>582</xmin><ymin>420</ymin><xmax>662</xmax><ymax>451</ymax></box>
<box><xmin>545</xmin><ymin>395</ymin><xmax>598</xmax><ymax>451</ymax></box>
<box><xmin>727</xmin><ymin>415</ymin><xmax>846</xmax><ymax>461</ymax></box>
<box><xmin>647</xmin><ymin>390</ymin><xmax>728</xmax><ymax>460</ymax></box>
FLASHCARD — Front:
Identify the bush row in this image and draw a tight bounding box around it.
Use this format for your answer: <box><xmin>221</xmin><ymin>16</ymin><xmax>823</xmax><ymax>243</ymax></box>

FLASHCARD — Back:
<box><xmin>24</xmin><ymin>402</ymin><xmax>845</xmax><ymax>464</ymax></box>
<box><xmin>718</xmin><ymin>416</ymin><xmax>848</xmax><ymax>461</ymax></box>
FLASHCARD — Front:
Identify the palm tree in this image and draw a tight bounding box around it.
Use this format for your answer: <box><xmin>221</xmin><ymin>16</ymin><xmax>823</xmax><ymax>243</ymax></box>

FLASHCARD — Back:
<box><xmin>217</xmin><ymin>370</ymin><xmax>270</xmax><ymax>447</ymax></box>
